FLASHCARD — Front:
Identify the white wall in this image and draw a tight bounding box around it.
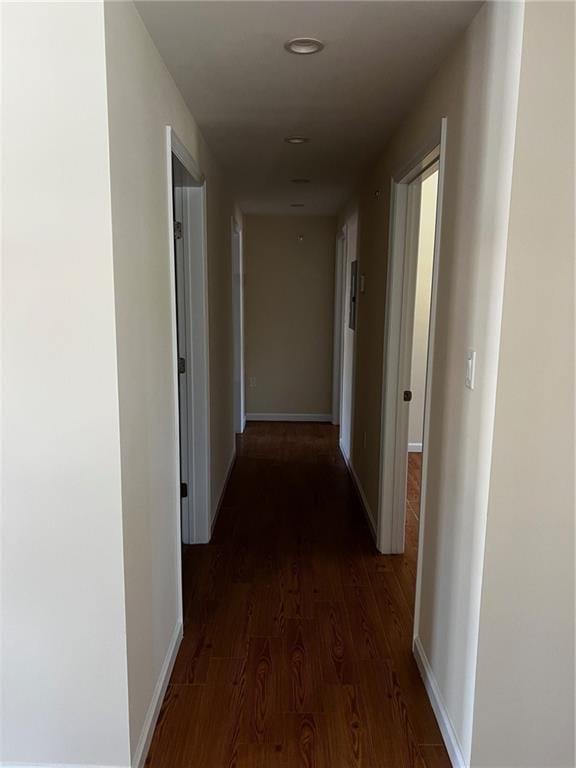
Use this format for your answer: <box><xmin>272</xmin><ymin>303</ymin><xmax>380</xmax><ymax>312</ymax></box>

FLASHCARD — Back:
<box><xmin>1</xmin><ymin>3</ymin><xmax>130</xmax><ymax>765</ymax></box>
<box><xmin>471</xmin><ymin>3</ymin><xmax>575</xmax><ymax>765</ymax></box>
<box><xmin>103</xmin><ymin>1</ymin><xmax>235</xmax><ymax>761</ymax></box>
<box><xmin>343</xmin><ymin>3</ymin><xmax>525</xmax><ymax>762</ymax></box>
<box><xmin>408</xmin><ymin>171</ymin><xmax>437</xmax><ymax>451</ymax></box>
<box><xmin>244</xmin><ymin>215</ymin><xmax>336</xmax><ymax>418</ymax></box>
<box><xmin>1</xmin><ymin>2</ymin><xmax>236</xmax><ymax>765</ymax></box>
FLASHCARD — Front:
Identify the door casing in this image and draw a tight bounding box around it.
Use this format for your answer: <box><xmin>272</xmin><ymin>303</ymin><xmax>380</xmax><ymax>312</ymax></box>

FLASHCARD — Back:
<box><xmin>166</xmin><ymin>126</ymin><xmax>211</xmax><ymax>547</ymax></box>
<box><xmin>377</xmin><ymin>119</ymin><xmax>447</xmax><ymax>562</ymax></box>
<box><xmin>232</xmin><ymin>217</ymin><xmax>245</xmax><ymax>434</ymax></box>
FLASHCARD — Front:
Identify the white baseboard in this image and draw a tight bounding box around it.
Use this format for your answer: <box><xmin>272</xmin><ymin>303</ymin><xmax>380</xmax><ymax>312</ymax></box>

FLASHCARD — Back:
<box><xmin>132</xmin><ymin>621</ymin><xmax>183</xmax><ymax>768</ymax></box>
<box><xmin>408</xmin><ymin>442</ymin><xmax>423</xmax><ymax>453</ymax></box>
<box><xmin>211</xmin><ymin>448</ymin><xmax>236</xmax><ymax>535</ymax></box>
<box><xmin>413</xmin><ymin>636</ymin><xmax>466</xmax><ymax>768</ymax></box>
<box><xmin>246</xmin><ymin>413</ymin><xmax>332</xmax><ymax>423</ymax></box>
<box><xmin>0</xmin><ymin>763</ymin><xmax>127</xmax><ymax>767</ymax></box>
<box><xmin>338</xmin><ymin>442</ymin><xmax>377</xmax><ymax>540</ymax></box>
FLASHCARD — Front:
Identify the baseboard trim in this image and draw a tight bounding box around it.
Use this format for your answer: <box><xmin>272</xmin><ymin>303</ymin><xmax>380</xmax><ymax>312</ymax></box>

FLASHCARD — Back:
<box><xmin>413</xmin><ymin>636</ymin><xmax>466</xmax><ymax>768</ymax></box>
<box><xmin>339</xmin><ymin>442</ymin><xmax>377</xmax><ymax>540</ymax></box>
<box><xmin>408</xmin><ymin>442</ymin><xmax>423</xmax><ymax>453</ymax></box>
<box><xmin>132</xmin><ymin>621</ymin><xmax>183</xmax><ymax>768</ymax></box>
<box><xmin>246</xmin><ymin>413</ymin><xmax>332</xmax><ymax>423</ymax></box>
<box><xmin>211</xmin><ymin>448</ymin><xmax>236</xmax><ymax>535</ymax></box>
<box><xmin>0</xmin><ymin>763</ymin><xmax>128</xmax><ymax>767</ymax></box>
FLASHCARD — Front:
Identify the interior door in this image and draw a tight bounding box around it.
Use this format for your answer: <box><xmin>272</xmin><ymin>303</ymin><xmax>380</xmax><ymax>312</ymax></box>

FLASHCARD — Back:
<box><xmin>340</xmin><ymin>212</ymin><xmax>358</xmax><ymax>460</ymax></box>
<box><xmin>392</xmin><ymin>165</ymin><xmax>438</xmax><ymax>552</ymax></box>
<box><xmin>172</xmin><ymin>157</ymin><xmax>191</xmax><ymax>542</ymax></box>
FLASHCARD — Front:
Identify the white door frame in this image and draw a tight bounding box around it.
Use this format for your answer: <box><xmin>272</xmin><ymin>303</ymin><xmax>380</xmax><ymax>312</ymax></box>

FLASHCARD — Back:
<box><xmin>331</xmin><ymin>227</ymin><xmax>346</xmax><ymax>425</ymax></box>
<box><xmin>232</xmin><ymin>216</ymin><xmax>245</xmax><ymax>433</ymax></box>
<box><xmin>166</xmin><ymin>126</ymin><xmax>211</xmax><ymax>545</ymax></box>
<box><xmin>377</xmin><ymin>119</ymin><xmax>447</xmax><ymax>555</ymax></box>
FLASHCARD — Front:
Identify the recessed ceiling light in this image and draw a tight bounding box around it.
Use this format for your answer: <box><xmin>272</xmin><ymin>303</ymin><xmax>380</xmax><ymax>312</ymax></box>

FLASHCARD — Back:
<box><xmin>284</xmin><ymin>136</ymin><xmax>309</xmax><ymax>145</ymax></box>
<box><xmin>284</xmin><ymin>37</ymin><xmax>325</xmax><ymax>55</ymax></box>
<box><xmin>291</xmin><ymin>203</ymin><xmax>305</xmax><ymax>208</ymax></box>
<box><xmin>291</xmin><ymin>178</ymin><xmax>310</xmax><ymax>184</ymax></box>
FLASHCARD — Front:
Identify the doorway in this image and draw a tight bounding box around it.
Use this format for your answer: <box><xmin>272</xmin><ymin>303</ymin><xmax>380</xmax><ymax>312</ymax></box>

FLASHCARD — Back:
<box><xmin>407</xmin><ymin>171</ymin><xmax>438</xmax><ymax>457</ymax></box>
<box><xmin>232</xmin><ymin>216</ymin><xmax>245</xmax><ymax>434</ymax></box>
<box><xmin>378</xmin><ymin>129</ymin><xmax>445</xmax><ymax>561</ymax></box>
<box><xmin>406</xmin><ymin>168</ymin><xmax>439</xmax><ymax>563</ymax></box>
<box><xmin>339</xmin><ymin>210</ymin><xmax>359</xmax><ymax>461</ymax></box>
<box><xmin>167</xmin><ymin>127</ymin><xmax>211</xmax><ymax>546</ymax></box>
<box><xmin>172</xmin><ymin>155</ymin><xmax>192</xmax><ymax>542</ymax></box>
<box><xmin>331</xmin><ymin>228</ymin><xmax>346</xmax><ymax>426</ymax></box>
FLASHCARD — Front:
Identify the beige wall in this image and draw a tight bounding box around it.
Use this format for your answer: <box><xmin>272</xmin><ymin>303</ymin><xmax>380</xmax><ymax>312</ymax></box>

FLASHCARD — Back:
<box><xmin>1</xmin><ymin>3</ymin><xmax>130</xmax><ymax>765</ymax></box>
<box><xmin>408</xmin><ymin>171</ymin><xmax>438</xmax><ymax>449</ymax></box>
<box><xmin>2</xmin><ymin>3</ymin><xmax>236</xmax><ymax>764</ymax></box>
<box><xmin>343</xmin><ymin>2</ymin><xmax>525</xmax><ymax>761</ymax></box>
<box><xmin>471</xmin><ymin>3</ymin><xmax>575</xmax><ymax>765</ymax></box>
<box><xmin>104</xmin><ymin>1</ymin><xmax>235</xmax><ymax>760</ymax></box>
<box><xmin>244</xmin><ymin>216</ymin><xmax>336</xmax><ymax>417</ymax></box>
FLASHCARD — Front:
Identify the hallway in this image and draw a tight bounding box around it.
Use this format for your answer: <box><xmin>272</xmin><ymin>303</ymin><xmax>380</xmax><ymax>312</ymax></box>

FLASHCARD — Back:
<box><xmin>145</xmin><ymin>424</ymin><xmax>449</xmax><ymax>767</ymax></box>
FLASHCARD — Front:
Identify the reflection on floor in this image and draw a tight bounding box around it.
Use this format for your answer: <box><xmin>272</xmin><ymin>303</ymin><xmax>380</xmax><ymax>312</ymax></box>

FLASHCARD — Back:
<box><xmin>145</xmin><ymin>423</ymin><xmax>449</xmax><ymax>767</ymax></box>
<box><xmin>404</xmin><ymin>450</ymin><xmax>423</xmax><ymax>608</ymax></box>
<box><xmin>407</xmin><ymin>451</ymin><xmax>422</xmax><ymax>518</ymax></box>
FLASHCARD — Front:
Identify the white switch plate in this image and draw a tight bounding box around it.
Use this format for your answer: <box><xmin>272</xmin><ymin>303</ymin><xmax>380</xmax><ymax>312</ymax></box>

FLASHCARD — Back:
<box><xmin>465</xmin><ymin>349</ymin><xmax>476</xmax><ymax>390</ymax></box>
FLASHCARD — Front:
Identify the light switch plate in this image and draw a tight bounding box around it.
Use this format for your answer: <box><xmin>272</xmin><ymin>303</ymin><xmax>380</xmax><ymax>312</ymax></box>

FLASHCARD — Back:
<box><xmin>465</xmin><ymin>349</ymin><xmax>476</xmax><ymax>390</ymax></box>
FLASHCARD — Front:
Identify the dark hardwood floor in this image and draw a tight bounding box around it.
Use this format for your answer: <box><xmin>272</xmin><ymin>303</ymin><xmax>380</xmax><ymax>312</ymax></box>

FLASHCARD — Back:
<box><xmin>145</xmin><ymin>423</ymin><xmax>449</xmax><ymax>767</ymax></box>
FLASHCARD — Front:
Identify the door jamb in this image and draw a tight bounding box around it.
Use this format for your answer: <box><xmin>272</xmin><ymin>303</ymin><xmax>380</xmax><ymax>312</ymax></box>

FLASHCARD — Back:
<box><xmin>339</xmin><ymin>213</ymin><xmax>359</xmax><ymax>462</ymax></box>
<box><xmin>232</xmin><ymin>215</ymin><xmax>245</xmax><ymax>434</ymax></box>
<box><xmin>332</xmin><ymin>227</ymin><xmax>346</xmax><ymax>425</ymax></box>
<box><xmin>377</xmin><ymin>119</ymin><xmax>447</xmax><ymax>558</ymax></box>
<box><xmin>166</xmin><ymin>126</ymin><xmax>211</xmax><ymax>547</ymax></box>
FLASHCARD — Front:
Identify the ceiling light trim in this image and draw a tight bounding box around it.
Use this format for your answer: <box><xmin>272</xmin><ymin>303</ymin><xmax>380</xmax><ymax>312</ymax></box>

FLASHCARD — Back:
<box><xmin>284</xmin><ymin>136</ymin><xmax>309</xmax><ymax>145</ymax></box>
<box><xmin>284</xmin><ymin>37</ymin><xmax>325</xmax><ymax>55</ymax></box>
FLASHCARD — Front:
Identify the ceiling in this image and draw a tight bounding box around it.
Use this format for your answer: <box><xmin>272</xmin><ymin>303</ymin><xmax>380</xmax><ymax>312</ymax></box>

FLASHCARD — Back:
<box><xmin>136</xmin><ymin>1</ymin><xmax>482</xmax><ymax>215</ymax></box>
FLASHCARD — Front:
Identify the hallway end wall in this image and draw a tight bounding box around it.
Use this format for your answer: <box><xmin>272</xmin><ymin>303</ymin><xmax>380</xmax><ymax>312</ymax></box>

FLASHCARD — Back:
<box><xmin>244</xmin><ymin>215</ymin><xmax>336</xmax><ymax>420</ymax></box>
<box><xmin>341</xmin><ymin>2</ymin><xmax>524</xmax><ymax>762</ymax></box>
<box><xmin>104</xmin><ymin>1</ymin><xmax>235</xmax><ymax>761</ymax></box>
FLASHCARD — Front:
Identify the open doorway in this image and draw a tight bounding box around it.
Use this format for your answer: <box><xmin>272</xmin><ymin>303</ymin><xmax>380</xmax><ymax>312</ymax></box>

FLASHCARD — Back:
<box><xmin>167</xmin><ymin>127</ymin><xmax>211</xmax><ymax>547</ymax></box>
<box><xmin>406</xmin><ymin>168</ymin><xmax>439</xmax><ymax>541</ymax></box>
<box><xmin>339</xmin><ymin>210</ymin><xmax>359</xmax><ymax>461</ymax></box>
<box><xmin>172</xmin><ymin>155</ymin><xmax>193</xmax><ymax>543</ymax></box>
<box><xmin>331</xmin><ymin>228</ymin><xmax>346</xmax><ymax>426</ymax></box>
<box><xmin>231</xmin><ymin>216</ymin><xmax>245</xmax><ymax>434</ymax></box>
<box><xmin>378</xmin><ymin>128</ymin><xmax>445</xmax><ymax>566</ymax></box>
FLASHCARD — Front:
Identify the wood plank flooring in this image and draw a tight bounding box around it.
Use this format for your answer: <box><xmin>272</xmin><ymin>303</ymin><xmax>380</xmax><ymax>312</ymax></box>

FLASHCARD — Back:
<box><xmin>145</xmin><ymin>423</ymin><xmax>449</xmax><ymax>768</ymax></box>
